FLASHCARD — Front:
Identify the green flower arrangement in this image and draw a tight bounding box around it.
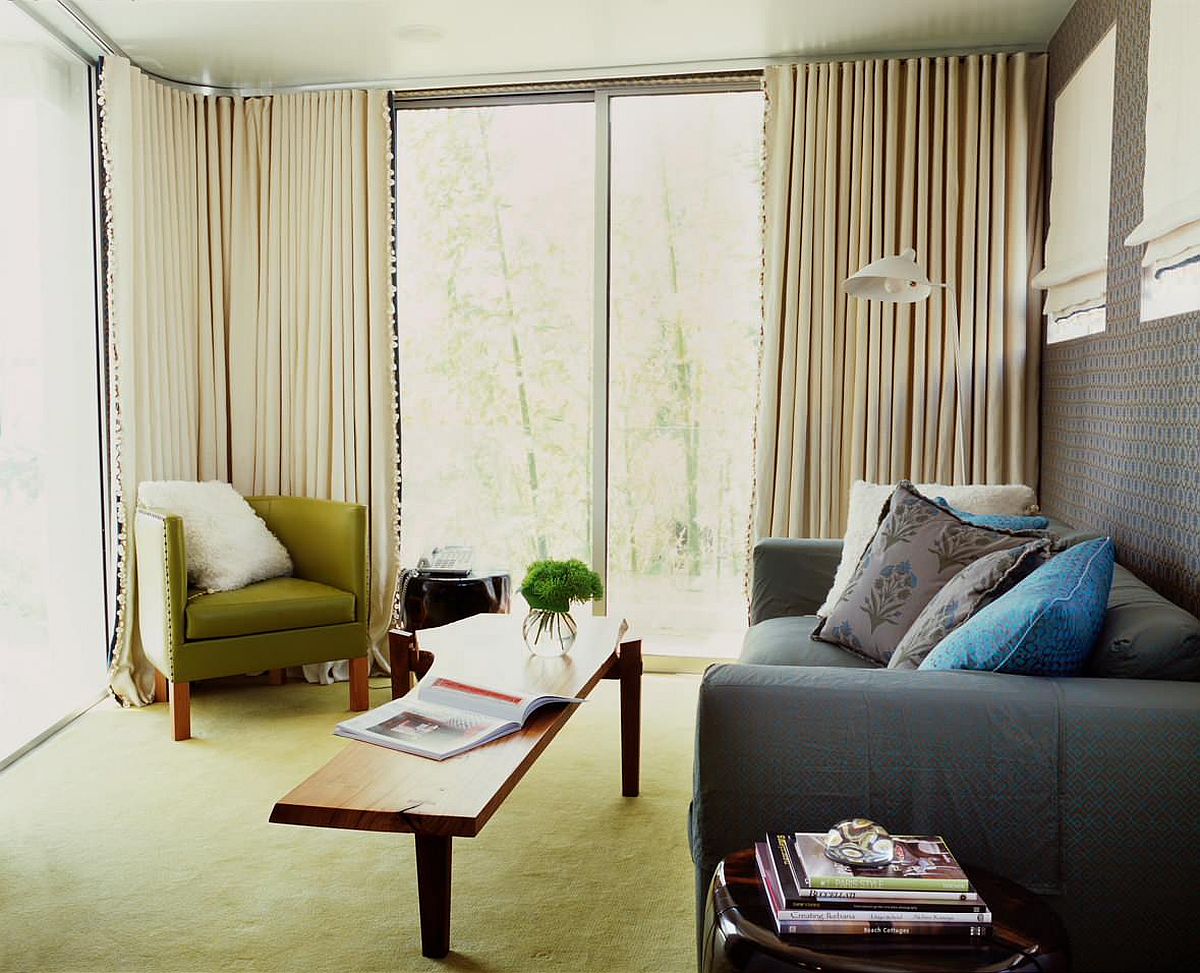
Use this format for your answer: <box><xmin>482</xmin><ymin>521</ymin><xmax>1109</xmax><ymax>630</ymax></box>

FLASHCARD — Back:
<box><xmin>520</xmin><ymin>558</ymin><xmax>604</xmax><ymax>613</ymax></box>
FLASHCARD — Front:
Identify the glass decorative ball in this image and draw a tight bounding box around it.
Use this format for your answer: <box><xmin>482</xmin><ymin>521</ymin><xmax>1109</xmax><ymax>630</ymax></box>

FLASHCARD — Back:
<box><xmin>823</xmin><ymin>818</ymin><xmax>895</xmax><ymax>867</ymax></box>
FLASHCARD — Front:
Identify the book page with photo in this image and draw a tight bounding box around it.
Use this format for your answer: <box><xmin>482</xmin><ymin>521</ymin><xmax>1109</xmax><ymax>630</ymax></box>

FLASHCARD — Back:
<box><xmin>333</xmin><ymin>666</ymin><xmax>584</xmax><ymax>760</ymax></box>
<box><xmin>792</xmin><ymin>834</ymin><xmax>971</xmax><ymax>891</ymax></box>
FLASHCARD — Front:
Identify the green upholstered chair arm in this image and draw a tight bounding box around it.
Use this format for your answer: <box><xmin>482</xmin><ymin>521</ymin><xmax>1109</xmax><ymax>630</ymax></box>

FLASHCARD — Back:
<box><xmin>245</xmin><ymin>496</ymin><xmax>368</xmax><ymax>624</ymax></box>
<box><xmin>134</xmin><ymin>506</ymin><xmax>187</xmax><ymax>674</ymax></box>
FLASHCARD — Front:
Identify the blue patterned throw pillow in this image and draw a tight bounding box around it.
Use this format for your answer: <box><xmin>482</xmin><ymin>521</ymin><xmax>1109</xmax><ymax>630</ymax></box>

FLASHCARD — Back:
<box><xmin>934</xmin><ymin>497</ymin><xmax>1049</xmax><ymax>532</ymax></box>
<box><xmin>920</xmin><ymin>537</ymin><xmax>1115</xmax><ymax>675</ymax></box>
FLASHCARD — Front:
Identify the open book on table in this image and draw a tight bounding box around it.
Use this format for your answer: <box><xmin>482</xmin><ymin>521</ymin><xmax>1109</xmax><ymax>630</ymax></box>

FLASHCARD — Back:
<box><xmin>333</xmin><ymin>674</ymin><xmax>584</xmax><ymax>761</ymax></box>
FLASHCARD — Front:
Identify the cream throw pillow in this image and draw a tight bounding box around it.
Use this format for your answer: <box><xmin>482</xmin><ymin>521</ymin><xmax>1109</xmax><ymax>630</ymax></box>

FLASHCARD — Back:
<box><xmin>137</xmin><ymin>480</ymin><xmax>293</xmax><ymax>592</ymax></box>
<box><xmin>816</xmin><ymin>480</ymin><xmax>1038</xmax><ymax>616</ymax></box>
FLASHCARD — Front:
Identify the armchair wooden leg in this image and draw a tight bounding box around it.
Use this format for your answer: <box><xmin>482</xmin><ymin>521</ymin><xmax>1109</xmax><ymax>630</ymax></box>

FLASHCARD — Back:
<box><xmin>268</xmin><ymin>668</ymin><xmax>286</xmax><ymax>686</ymax></box>
<box><xmin>154</xmin><ymin>669</ymin><xmax>168</xmax><ymax>704</ymax></box>
<box><xmin>171</xmin><ymin>681</ymin><xmax>191</xmax><ymax>741</ymax></box>
<box><xmin>349</xmin><ymin>657</ymin><xmax>369</xmax><ymax>711</ymax></box>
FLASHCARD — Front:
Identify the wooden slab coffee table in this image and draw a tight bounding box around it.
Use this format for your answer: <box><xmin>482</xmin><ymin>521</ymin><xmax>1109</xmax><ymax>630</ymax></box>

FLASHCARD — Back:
<box><xmin>270</xmin><ymin>612</ymin><xmax>641</xmax><ymax>959</ymax></box>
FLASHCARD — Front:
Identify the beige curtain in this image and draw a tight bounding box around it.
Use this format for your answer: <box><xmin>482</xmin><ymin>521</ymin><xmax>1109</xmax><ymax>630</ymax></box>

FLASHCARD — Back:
<box><xmin>102</xmin><ymin>59</ymin><xmax>398</xmax><ymax>705</ymax></box>
<box><xmin>101</xmin><ymin>58</ymin><xmax>229</xmax><ymax>705</ymax></box>
<box><xmin>224</xmin><ymin>90</ymin><xmax>398</xmax><ymax>683</ymax></box>
<box><xmin>755</xmin><ymin>55</ymin><xmax>1046</xmax><ymax>541</ymax></box>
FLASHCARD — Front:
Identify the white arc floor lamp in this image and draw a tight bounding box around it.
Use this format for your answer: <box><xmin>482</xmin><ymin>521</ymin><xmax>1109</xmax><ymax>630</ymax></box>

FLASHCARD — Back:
<box><xmin>842</xmin><ymin>249</ymin><xmax>969</xmax><ymax>481</ymax></box>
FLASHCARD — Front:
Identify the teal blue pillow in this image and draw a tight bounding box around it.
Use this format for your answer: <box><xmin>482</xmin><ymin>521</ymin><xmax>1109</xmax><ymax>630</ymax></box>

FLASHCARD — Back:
<box><xmin>934</xmin><ymin>497</ymin><xmax>1049</xmax><ymax>532</ymax></box>
<box><xmin>920</xmin><ymin>537</ymin><xmax>1115</xmax><ymax>675</ymax></box>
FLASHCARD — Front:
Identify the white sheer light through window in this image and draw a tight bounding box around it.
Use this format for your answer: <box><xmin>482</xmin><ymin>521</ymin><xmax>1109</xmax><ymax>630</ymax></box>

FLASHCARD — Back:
<box><xmin>395</xmin><ymin>103</ymin><xmax>595</xmax><ymax>578</ymax></box>
<box><xmin>0</xmin><ymin>8</ymin><xmax>106</xmax><ymax>758</ymax></box>
<box><xmin>608</xmin><ymin>92</ymin><xmax>763</xmax><ymax>656</ymax></box>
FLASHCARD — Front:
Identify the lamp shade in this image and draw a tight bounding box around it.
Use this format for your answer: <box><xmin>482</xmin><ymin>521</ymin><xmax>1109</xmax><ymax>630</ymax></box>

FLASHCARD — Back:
<box><xmin>842</xmin><ymin>249</ymin><xmax>934</xmax><ymax>303</ymax></box>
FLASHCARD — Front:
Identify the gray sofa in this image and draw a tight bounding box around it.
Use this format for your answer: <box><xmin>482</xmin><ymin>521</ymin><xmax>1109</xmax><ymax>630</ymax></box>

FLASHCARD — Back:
<box><xmin>691</xmin><ymin>530</ymin><xmax>1200</xmax><ymax>972</ymax></box>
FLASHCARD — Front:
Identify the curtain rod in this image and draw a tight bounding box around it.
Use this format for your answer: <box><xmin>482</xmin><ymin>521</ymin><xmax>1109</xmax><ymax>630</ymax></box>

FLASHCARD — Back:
<box><xmin>294</xmin><ymin>45</ymin><xmax>1047</xmax><ymax>98</ymax></box>
<box><xmin>392</xmin><ymin>71</ymin><xmax>763</xmax><ymax>103</ymax></box>
<box><xmin>54</xmin><ymin>0</ymin><xmax>121</xmax><ymax>57</ymax></box>
<box><xmin>8</xmin><ymin>0</ymin><xmax>102</xmax><ymax>65</ymax></box>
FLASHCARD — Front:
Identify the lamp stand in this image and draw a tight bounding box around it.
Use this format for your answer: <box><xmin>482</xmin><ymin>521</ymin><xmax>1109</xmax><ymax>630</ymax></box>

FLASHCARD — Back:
<box><xmin>937</xmin><ymin>283</ymin><xmax>970</xmax><ymax>483</ymax></box>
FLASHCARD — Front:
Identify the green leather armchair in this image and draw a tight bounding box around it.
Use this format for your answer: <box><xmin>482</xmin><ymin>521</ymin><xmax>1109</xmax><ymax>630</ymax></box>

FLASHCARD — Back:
<box><xmin>134</xmin><ymin>495</ymin><xmax>371</xmax><ymax>740</ymax></box>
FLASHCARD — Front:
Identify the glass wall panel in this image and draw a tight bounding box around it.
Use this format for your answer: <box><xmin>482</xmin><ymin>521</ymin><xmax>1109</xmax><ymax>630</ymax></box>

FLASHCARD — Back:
<box><xmin>607</xmin><ymin>91</ymin><xmax>764</xmax><ymax>656</ymax></box>
<box><xmin>0</xmin><ymin>7</ymin><xmax>106</xmax><ymax>757</ymax></box>
<box><xmin>395</xmin><ymin>102</ymin><xmax>595</xmax><ymax>578</ymax></box>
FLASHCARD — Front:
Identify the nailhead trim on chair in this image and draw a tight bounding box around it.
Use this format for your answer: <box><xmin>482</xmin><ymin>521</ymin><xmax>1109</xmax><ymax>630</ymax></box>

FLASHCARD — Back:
<box><xmin>139</xmin><ymin>508</ymin><xmax>179</xmax><ymax>673</ymax></box>
<box><xmin>162</xmin><ymin>517</ymin><xmax>177</xmax><ymax>672</ymax></box>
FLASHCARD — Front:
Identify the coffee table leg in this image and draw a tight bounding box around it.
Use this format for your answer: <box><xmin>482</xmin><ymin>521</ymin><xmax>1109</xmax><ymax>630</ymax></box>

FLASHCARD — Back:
<box><xmin>389</xmin><ymin>629</ymin><xmax>415</xmax><ymax>699</ymax></box>
<box><xmin>414</xmin><ymin>833</ymin><xmax>452</xmax><ymax>958</ymax></box>
<box><xmin>619</xmin><ymin>639</ymin><xmax>642</xmax><ymax>797</ymax></box>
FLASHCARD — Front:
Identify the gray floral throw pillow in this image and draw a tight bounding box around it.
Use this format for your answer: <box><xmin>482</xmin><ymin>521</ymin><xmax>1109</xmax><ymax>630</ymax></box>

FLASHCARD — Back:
<box><xmin>887</xmin><ymin>539</ymin><xmax>1052</xmax><ymax>670</ymax></box>
<box><xmin>812</xmin><ymin>481</ymin><xmax>1042</xmax><ymax>664</ymax></box>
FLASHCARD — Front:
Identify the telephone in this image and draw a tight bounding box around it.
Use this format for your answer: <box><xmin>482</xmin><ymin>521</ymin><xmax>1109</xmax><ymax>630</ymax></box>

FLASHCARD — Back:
<box><xmin>415</xmin><ymin>545</ymin><xmax>474</xmax><ymax>577</ymax></box>
<box><xmin>396</xmin><ymin>546</ymin><xmax>477</xmax><ymax>629</ymax></box>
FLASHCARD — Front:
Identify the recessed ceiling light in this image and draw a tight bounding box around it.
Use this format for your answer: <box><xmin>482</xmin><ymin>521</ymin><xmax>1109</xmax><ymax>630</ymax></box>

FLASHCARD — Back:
<box><xmin>395</xmin><ymin>24</ymin><xmax>444</xmax><ymax>44</ymax></box>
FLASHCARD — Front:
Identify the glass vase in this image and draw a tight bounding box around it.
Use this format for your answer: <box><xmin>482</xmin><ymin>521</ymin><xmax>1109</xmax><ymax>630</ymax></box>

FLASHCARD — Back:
<box><xmin>522</xmin><ymin>608</ymin><xmax>577</xmax><ymax>657</ymax></box>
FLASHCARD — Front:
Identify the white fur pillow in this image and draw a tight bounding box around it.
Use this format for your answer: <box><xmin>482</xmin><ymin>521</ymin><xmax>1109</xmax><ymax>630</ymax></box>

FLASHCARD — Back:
<box><xmin>137</xmin><ymin>480</ymin><xmax>293</xmax><ymax>592</ymax></box>
<box><xmin>817</xmin><ymin>480</ymin><xmax>1039</xmax><ymax>616</ymax></box>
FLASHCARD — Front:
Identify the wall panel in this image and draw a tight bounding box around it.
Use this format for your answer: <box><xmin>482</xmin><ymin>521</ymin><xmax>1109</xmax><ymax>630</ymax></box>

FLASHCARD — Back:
<box><xmin>1042</xmin><ymin>0</ymin><xmax>1200</xmax><ymax>614</ymax></box>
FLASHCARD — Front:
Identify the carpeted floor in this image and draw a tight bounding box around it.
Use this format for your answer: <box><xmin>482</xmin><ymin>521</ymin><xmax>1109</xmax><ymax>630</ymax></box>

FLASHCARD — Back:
<box><xmin>1</xmin><ymin>673</ymin><xmax>701</xmax><ymax>973</ymax></box>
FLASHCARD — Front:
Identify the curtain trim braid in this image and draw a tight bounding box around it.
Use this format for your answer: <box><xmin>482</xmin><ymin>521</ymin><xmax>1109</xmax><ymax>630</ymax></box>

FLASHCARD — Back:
<box><xmin>383</xmin><ymin>91</ymin><xmax>403</xmax><ymax>630</ymax></box>
<box><xmin>744</xmin><ymin>71</ymin><xmax>771</xmax><ymax>604</ymax></box>
<box><xmin>96</xmin><ymin>57</ymin><xmax>135</xmax><ymax>706</ymax></box>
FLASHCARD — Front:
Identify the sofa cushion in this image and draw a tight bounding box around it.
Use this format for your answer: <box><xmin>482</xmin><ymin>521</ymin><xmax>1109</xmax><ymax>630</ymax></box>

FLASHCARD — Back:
<box><xmin>1040</xmin><ymin>520</ymin><xmax>1200</xmax><ymax>680</ymax></box>
<box><xmin>1086</xmin><ymin>564</ymin><xmax>1200</xmax><ymax>680</ymax></box>
<box><xmin>922</xmin><ymin>538</ymin><xmax>1115</xmax><ymax>675</ymax></box>
<box><xmin>818</xmin><ymin>480</ymin><xmax>1039</xmax><ymax>615</ymax></box>
<box><xmin>741</xmin><ymin>616</ymin><xmax>878</xmax><ymax>668</ymax></box>
<box><xmin>934</xmin><ymin>498</ymin><xmax>1050</xmax><ymax>532</ymax></box>
<box><xmin>185</xmin><ymin>577</ymin><xmax>355</xmax><ymax>640</ymax></box>
<box><xmin>889</xmin><ymin>538</ymin><xmax>1052</xmax><ymax>670</ymax></box>
<box><xmin>814</xmin><ymin>483</ymin><xmax>1038</xmax><ymax>664</ymax></box>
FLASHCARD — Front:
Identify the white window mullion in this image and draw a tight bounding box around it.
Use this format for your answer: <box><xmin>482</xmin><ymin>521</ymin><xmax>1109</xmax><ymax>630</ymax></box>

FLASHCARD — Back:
<box><xmin>591</xmin><ymin>90</ymin><xmax>611</xmax><ymax>616</ymax></box>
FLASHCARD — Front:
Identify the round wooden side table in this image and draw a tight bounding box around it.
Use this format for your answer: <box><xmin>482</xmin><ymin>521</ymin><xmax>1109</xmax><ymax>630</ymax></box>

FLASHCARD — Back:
<box><xmin>401</xmin><ymin>570</ymin><xmax>511</xmax><ymax>631</ymax></box>
<box><xmin>702</xmin><ymin>848</ymin><xmax>1070</xmax><ymax>973</ymax></box>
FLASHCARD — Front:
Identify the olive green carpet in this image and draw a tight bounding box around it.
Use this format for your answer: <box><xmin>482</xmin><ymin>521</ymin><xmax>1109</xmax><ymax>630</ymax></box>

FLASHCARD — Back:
<box><xmin>1</xmin><ymin>673</ymin><xmax>701</xmax><ymax>973</ymax></box>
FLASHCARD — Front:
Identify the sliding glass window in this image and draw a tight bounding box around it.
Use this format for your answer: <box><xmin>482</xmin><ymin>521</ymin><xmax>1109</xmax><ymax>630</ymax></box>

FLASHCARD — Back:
<box><xmin>396</xmin><ymin>100</ymin><xmax>595</xmax><ymax>574</ymax></box>
<box><xmin>394</xmin><ymin>82</ymin><xmax>763</xmax><ymax>658</ymax></box>
<box><xmin>0</xmin><ymin>6</ymin><xmax>107</xmax><ymax>758</ymax></box>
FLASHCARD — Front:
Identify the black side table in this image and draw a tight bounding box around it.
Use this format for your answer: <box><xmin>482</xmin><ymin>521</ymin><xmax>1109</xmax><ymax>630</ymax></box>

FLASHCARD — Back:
<box><xmin>702</xmin><ymin>849</ymin><xmax>1069</xmax><ymax>973</ymax></box>
<box><xmin>401</xmin><ymin>570</ymin><xmax>511</xmax><ymax>631</ymax></box>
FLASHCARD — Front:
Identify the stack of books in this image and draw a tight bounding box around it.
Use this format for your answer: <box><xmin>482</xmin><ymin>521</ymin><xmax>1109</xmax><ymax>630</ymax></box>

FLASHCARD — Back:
<box><xmin>755</xmin><ymin>833</ymin><xmax>992</xmax><ymax>937</ymax></box>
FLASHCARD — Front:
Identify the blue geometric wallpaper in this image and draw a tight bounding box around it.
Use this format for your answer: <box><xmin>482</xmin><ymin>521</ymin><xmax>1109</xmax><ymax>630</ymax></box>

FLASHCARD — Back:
<box><xmin>1042</xmin><ymin>0</ymin><xmax>1200</xmax><ymax>615</ymax></box>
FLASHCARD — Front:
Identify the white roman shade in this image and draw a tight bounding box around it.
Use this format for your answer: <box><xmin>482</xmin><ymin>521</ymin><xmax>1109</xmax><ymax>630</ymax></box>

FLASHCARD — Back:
<box><xmin>1032</xmin><ymin>27</ymin><xmax>1116</xmax><ymax>317</ymax></box>
<box><xmin>1124</xmin><ymin>0</ymin><xmax>1200</xmax><ymax>273</ymax></box>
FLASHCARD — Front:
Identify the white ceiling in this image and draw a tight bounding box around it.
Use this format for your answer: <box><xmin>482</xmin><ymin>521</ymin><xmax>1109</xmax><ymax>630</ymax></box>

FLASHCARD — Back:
<box><xmin>70</xmin><ymin>0</ymin><xmax>1074</xmax><ymax>90</ymax></box>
